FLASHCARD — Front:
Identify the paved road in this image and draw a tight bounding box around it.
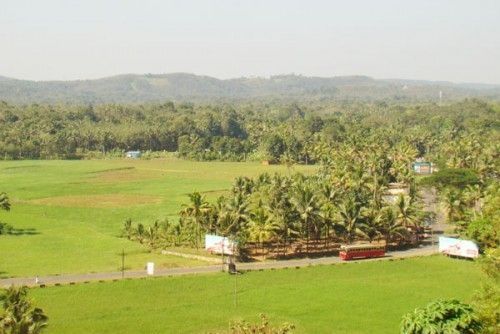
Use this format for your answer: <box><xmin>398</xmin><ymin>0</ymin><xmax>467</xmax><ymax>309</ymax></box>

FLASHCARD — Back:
<box><xmin>0</xmin><ymin>245</ymin><xmax>439</xmax><ymax>288</ymax></box>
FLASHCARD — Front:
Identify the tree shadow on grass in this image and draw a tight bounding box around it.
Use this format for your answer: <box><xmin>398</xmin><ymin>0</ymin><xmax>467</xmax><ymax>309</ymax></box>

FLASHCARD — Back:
<box><xmin>1</xmin><ymin>223</ymin><xmax>40</xmax><ymax>236</ymax></box>
<box><xmin>8</xmin><ymin>227</ymin><xmax>40</xmax><ymax>236</ymax></box>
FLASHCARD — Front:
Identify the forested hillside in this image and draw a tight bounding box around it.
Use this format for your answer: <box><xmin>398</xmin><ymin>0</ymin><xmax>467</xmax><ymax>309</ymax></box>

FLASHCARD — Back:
<box><xmin>1</xmin><ymin>73</ymin><xmax>499</xmax><ymax>103</ymax></box>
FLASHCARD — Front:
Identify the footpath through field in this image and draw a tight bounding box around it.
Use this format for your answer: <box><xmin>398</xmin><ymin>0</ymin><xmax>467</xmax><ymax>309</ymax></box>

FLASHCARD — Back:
<box><xmin>0</xmin><ymin>245</ymin><xmax>438</xmax><ymax>288</ymax></box>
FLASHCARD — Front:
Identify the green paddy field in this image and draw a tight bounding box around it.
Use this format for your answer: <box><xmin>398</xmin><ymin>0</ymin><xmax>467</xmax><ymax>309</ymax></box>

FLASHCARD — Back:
<box><xmin>0</xmin><ymin>158</ymin><xmax>315</xmax><ymax>278</ymax></box>
<box><xmin>31</xmin><ymin>256</ymin><xmax>482</xmax><ymax>333</ymax></box>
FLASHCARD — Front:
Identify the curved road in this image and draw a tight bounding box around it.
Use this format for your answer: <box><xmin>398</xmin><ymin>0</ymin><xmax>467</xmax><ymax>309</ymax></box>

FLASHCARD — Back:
<box><xmin>0</xmin><ymin>245</ymin><xmax>439</xmax><ymax>288</ymax></box>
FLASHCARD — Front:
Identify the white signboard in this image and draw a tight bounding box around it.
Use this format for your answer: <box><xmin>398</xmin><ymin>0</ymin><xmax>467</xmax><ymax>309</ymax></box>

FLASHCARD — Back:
<box><xmin>205</xmin><ymin>234</ymin><xmax>236</xmax><ymax>255</ymax></box>
<box><xmin>146</xmin><ymin>262</ymin><xmax>155</xmax><ymax>275</ymax></box>
<box><xmin>439</xmin><ymin>236</ymin><xmax>479</xmax><ymax>259</ymax></box>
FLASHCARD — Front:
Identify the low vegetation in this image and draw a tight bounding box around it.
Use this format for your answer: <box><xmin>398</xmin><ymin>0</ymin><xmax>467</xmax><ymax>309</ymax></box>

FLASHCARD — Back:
<box><xmin>401</xmin><ymin>299</ymin><xmax>481</xmax><ymax>333</ymax></box>
<box><xmin>227</xmin><ymin>314</ymin><xmax>295</xmax><ymax>334</ymax></box>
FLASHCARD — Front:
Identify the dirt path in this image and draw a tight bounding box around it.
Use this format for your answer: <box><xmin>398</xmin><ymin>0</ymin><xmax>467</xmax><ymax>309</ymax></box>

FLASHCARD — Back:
<box><xmin>0</xmin><ymin>245</ymin><xmax>438</xmax><ymax>288</ymax></box>
<box><xmin>421</xmin><ymin>186</ymin><xmax>448</xmax><ymax>233</ymax></box>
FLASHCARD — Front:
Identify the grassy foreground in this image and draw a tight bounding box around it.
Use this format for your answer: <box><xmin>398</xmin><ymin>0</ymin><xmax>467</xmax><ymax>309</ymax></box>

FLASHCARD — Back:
<box><xmin>31</xmin><ymin>256</ymin><xmax>482</xmax><ymax>334</ymax></box>
<box><xmin>0</xmin><ymin>159</ymin><xmax>315</xmax><ymax>277</ymax></box>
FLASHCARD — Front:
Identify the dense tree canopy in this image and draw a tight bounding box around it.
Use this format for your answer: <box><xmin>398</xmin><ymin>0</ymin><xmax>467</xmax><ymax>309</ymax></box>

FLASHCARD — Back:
<box><xmin>1</xmin><ymin>99</ymin><xmax>498</xmax><ymax>166</ymax></box>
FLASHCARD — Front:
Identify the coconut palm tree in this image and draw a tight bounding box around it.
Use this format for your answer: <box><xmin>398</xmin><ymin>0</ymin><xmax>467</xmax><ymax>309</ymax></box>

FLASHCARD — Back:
<box><xmin>441</xmin><ymin>188</ymin><xmax>467</xmax><ymax>224</ymax></box>
<box><xmin>360</xmin><ymin>207</ymin><xmax>383</xmax><ymax>243</ymax></box>
<box><xmin>379</xmin><ymin>207</ymin><xmax>407</xmax><ymax>246</ymax></box>
<box><xmin>395</xmin><ymin>194</ymin><xmax>420</xmax><ymax>228</ymax></box>
<box><xmin>232</xmin><ymin>177</ymin><xmax>254</xmax><ymax>197</ymax></box>
<box><xmin>464</xmin><ymin>184</ymin><xmax>483</xmax><ymax>219</ymax></box>
<box><xmin>218</xmin><ymin>193</ymin><xmax>249</xmax><ymax>238</ymax></box>
<box><xmin>394</xmin><ymin>194</ymin><xmax>424</xmax><ymax>244</ymax></box>
<box><xmin>291</xmin><ymin>184</ymin><xmax>321</xmax><ymax>254</ymax></box>
<box><xmin>247</xmin><ymin>204</ymin><xmax>279</xmax><ymax>257</ymax></box>
<box><xmin>336</xmin><ymin>195</ymin><xmax>366</xmax><ymax>244</ymax></box>
<box><xmin>0</xmin><ymin>286</ymin><xmax>48</xmax><ymax>334</ymax></box>
<box><xmin>145</xmin><ymin>221</ymin><xmax>160</xmax><ymax>249</ymax></box>
<box><xmin>122</xmin><ymin>218</ymin><xmax>133</xmax><ymax>240</ymax></box>
<box><xmin>179</xmin><ymin>192</ymin><xmax>210</xmax><ymax>249</ymax></box>
<box><xmin>135</xmin><ymin>223</ymin><xmax>145</xmax><ymax>244</ymax></box>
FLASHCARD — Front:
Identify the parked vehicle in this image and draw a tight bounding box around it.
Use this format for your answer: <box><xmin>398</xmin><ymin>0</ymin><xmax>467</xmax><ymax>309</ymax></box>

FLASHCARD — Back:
<box><xmin>339</xmin><ymin>244</ymin><xmax>385</xmax><ymax>260</ymax></box>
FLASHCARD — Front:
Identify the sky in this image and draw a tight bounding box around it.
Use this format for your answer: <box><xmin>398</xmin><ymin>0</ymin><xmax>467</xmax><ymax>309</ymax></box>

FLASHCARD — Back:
<box><xmin>1</xmin><ymin>0</ymin><xmax>499</xmax><ymax>84</ymax></box>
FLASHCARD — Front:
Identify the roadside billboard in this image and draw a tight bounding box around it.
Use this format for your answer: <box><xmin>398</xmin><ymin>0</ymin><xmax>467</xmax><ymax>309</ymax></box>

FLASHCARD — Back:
<box><xmin>439</xmin><ymin>236</ymin><xmax>479</xmax><ymax>259</ymax></box>
<box><xmin>205</xmin><ymin>234</ymin><xmax>236</xmax><ymax>255</ymax></box>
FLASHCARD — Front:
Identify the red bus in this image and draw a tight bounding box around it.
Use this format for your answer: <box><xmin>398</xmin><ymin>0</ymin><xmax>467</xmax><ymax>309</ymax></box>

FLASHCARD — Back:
<box><xmin>339</xmin><ymin>244</ymin><xmax>385</xmax><ymax>260</ymax></box>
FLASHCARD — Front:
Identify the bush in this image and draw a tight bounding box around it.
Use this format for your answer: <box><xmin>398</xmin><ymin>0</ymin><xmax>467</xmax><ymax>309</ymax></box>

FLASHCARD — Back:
<box><xmin>228</xmin><ymin>314</ymin><xmax>295</xmax><ymax>334</ymax></box>
<box><xmin>400</xmin><ymin>299</ymin><xmax>482</xmax><ymax>334</ymax></box>
<box><xmin>421</xmin><ymin>168</ymin><xmax>479</xmax><ymax>189</ymax></box>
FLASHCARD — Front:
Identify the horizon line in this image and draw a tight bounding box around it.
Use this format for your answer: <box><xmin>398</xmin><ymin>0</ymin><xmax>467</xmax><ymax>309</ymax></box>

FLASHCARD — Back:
<box><xmin>2</xmin><ymin>72</ymin><xmax>500</xmax><ymax>87</ymax></box>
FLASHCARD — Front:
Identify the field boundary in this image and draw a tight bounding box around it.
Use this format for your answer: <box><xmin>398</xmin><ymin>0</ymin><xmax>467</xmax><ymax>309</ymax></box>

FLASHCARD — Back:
<box><xmin>160</xmin><ymin>250</ymin><xmax>221</xmax><ymax>263</ymax></box>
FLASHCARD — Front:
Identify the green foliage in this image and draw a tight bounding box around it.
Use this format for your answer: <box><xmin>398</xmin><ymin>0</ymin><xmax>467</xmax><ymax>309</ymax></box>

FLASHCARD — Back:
<box><xmin>1</xmin><ymin>100</ymin><xmax>498</xmax><ymax>166</ymax></box>
<box><xmin>423</xmin><ymin>168</ymin><xmax>479</xmax><ymax>189</ymax></box>
<box><xmin>457</xmin><ymin>182</ymin><xmax>500</xmax><ymax>248</ymax></box>
<box><xmin>0</xmin><ymin>192</ymin><xmax>13</xmax><ymax>236</ymax></box>
<box><xmin>464</xmin><ymin>218</ymin><xmax>498</xmax><ymax>250</ymax></box>
<box><xmin>400</xmin><ymin>299</ymin><xmax>481</xmax><ymax>334</ymax></box>
<box><xmin>261</xmin><ymin>134</ymin><xmax>285</xmax><ymax>162</ymax></box>
<box><xmin>0</xmin><ymin>286</ymin><xmax>48</xmax><ymax>334</ymax></box>
<box><xmin>228</xmin><ymin>314</ymin><xmax>295</xmax><ymax>334</ymax></box>
<box><xmin>473</xmin><ymin>282</ymin><xmax>500</xmax><ymax>334</ymax></box>
<box><xmin>473</xmin><ymin>248</ymin><xmax>500</xmax><ymax>334</ymax></box>
<box><xmin>0</xmin><ymin>193</ymin><xmax>10</xmax><ymax>211</ymax></box>
<box><xmin>0</xmin><ymin>222</ymin><xmax>14</xmax><ymax>235</ymax></box>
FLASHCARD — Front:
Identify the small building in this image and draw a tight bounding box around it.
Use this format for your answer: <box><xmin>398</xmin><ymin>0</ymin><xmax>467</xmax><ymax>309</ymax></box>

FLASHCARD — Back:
<box><xmin>382</xmin><ymin>182</ymin><xmax>410</xmax><ymax>204</ymax></box>
<box><xmin>126</xmin><ymin>150</ymin><xmax>141</xmax><ymax>159</ymax></box>
<box><xmin>261</xmin><ymin>160</ymin><xmax>278</xmax><ymax>165</ymax></box>
<box><xmin>412</xmin><ymin>161</ymin><xmax>434</xmax><ymax>174</ymax></box>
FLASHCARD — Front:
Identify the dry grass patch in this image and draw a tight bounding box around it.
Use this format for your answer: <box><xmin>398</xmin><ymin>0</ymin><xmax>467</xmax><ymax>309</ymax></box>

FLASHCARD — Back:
<box><xmin>88</xmin><ymin>167</ymin><xmax>164</xmax><ymax>183</ymax></box>
<box><xmin>31</xmin><ymin>194</ymin><xmax>162</xmax><ymax>208</ymax></box>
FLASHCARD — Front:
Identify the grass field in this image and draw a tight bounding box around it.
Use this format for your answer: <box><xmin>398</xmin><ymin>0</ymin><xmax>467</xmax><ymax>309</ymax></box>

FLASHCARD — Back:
<box><xmin>0</xmin><ymin>158</ymin><xmax>315</xmax><ymax>278</ymax></box>
<box><xmin>30</xmin><ymin>256</ymin><xmax>482</xmax><ymax>334</ymax></box>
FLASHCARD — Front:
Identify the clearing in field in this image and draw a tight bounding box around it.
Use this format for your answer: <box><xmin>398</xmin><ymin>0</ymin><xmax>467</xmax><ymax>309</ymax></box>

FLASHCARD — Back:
<box><xmin>87</xmin><ymin>166</ymin><xmax>166</xmax><ymax>183</ymax></box>
<box><xmin>30</xmin><ymin>256</ymin><xmax>483</xmax><ymax>334</ymax></box>
<box><xmin>31</xmin><ymin>194</ymin><xmax>162</xmax><ymax>208</ymax></box>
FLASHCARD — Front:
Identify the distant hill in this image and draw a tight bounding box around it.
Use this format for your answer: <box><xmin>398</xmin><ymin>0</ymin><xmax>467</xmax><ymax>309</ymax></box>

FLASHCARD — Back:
<box><xmin>0</xmin><ymin>73</ymin><xmax>499</xmax><ymax>104</ymax></box>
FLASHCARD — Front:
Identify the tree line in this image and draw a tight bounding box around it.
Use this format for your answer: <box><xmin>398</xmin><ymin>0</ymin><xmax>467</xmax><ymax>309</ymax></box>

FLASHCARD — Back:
<box><xmin>1</xmin><ymin>99</ymin><xmax>498</xmax><ymax>165</ymax></box>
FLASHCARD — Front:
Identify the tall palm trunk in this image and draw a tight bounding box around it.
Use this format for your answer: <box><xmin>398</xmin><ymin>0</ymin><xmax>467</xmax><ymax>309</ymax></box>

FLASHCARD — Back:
<box><xmin>306</xmin><ymin>219</ymin><xmax>310</xmax><ymax>255</ymax></box>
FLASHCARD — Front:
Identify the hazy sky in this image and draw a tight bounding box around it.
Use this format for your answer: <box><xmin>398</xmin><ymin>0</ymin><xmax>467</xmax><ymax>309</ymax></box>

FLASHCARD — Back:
<box><xmin>1</xmin><ymin>0</ymin><xmax>499</xmax><ymax>83</ymax></box>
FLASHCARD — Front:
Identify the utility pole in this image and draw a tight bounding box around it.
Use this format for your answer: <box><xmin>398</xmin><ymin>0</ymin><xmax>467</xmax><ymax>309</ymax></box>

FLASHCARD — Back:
<box><xmin>121</xmin><ymin>249</ymin><xmax>125</xmax><ymax>279</ymax></box>
<box><xmin>234</xmin><ymin>270</ymin><xmax>238</xmax><ymax>308</ymax></box>
<box><xmin>221</xmin><ymin>238</ymin><xmax>225</xmax><ymax>272</ymax></box>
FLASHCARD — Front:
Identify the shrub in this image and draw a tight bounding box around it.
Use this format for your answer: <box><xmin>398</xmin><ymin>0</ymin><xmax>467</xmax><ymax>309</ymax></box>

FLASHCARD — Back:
<box><xmin>400</xmin><ymin>299</ymin><xmax>482</xmax><ymax>334</ymax></box>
